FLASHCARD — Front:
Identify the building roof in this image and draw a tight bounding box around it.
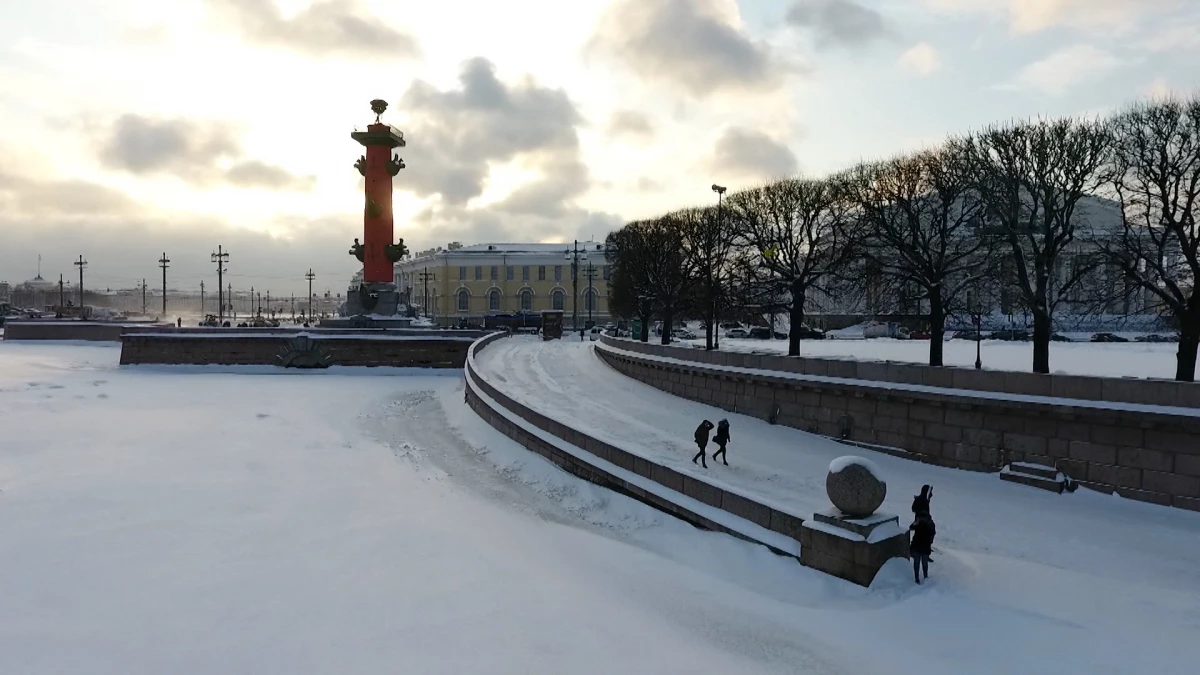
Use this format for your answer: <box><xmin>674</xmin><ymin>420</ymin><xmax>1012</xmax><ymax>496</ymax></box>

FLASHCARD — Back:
<box><xmin>452</xmin><ymin>242</ymin><xmax>606</xmax><ymax>254</ymax></box>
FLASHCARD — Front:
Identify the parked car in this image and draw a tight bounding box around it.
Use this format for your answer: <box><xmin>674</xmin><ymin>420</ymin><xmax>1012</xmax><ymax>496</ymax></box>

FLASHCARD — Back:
<box><xmin>588</xmin><ymin>327</ymin><xmax>602</xmax><ymax>341</ymax></box>
<box><xmin>748</xmin><ymin>327</ymin><xmax>773</xmax><ymax>339</ymax></box>
<box><xmin>909</xmin><ymin>330</ymin><xmax>932</xmax><ymax>340</ymax></box>
<box><xmin>953</xmin><ymin>329</ymin><xmax>983</xmax><ymax>340</ymax></box>
<box><xmin>725</xmin><ymin>328</ymin><xmax>749</xmax><ymax>339</ymax></box>
<box><xmin>1050</xmin><ymin>333</ymin><xmax>1072</xmax><ymax>342</ymax></box>
<box><xmin>1090</xmin><ymin>332</ymin><xmax>1129</xmax><ymax>343</ymax></box>
<box><xmin>671</xmin><ymin>328</ymin><xmax>698</xmax><ymax>340</ymax></box>
<box><xmin>989</xmin><ymin>329</ymin><xmax>1030</xmax><ymax>341</ymax></box>
<box><xmin>1135</xmin><ymin>334</ymin><xmax>1178</xmax><ymax>343</ymax></box>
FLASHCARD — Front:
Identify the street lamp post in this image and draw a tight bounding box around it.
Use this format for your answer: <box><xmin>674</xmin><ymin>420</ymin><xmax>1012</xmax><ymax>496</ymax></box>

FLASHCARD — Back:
<box><xmin>969</xmin><ymin>289</ymin><xmax>983</xmax><ymax>370</ymax></box>
<box><xmin>565</xmin><ymin>241</ymin><xmax>588</xmax><ymax>340</ymax></box>
<box><xmin>711</xmin><ymin>184</ymin><xmax>726</xmax><ymax>350</ymax></box>
<box><xmin>584</xmin><ymin>261</ymin><xmax>597</xmax><ymax>328</ymax></box>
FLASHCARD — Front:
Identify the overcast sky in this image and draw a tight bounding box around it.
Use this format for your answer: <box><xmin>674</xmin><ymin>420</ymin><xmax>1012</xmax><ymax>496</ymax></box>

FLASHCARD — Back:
<box><xmin>1</xmin><ymin>0</ymin><xmax>1196</xmax><ymax>294</ymax></box>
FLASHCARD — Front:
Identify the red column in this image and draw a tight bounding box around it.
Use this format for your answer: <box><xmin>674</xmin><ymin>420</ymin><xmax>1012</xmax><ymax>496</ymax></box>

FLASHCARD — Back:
<box><xmin>362</xmin><ymin>123</ymin><xmax>394</xmax><ymax>284</ymax></box>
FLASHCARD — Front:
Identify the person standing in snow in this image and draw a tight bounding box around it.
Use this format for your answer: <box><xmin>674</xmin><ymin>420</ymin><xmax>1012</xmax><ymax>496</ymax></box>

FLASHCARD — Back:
<box><xmin>909</xmin><ymin>516</ymin><xmax>936</xmax><ymax>584</ymax></box>
<box><xmin>912</xmin><ymin>485</ymin><xmax>933</xmax><ymax>521</ymax></box>
<box><xmin>692</xmin><ymin>420</ymin><xmax>714</xmax><ymax>468</ymax></box>
<box><xmin>712</xmin><ymin>419</ymin><xmax>731</xmax><ymax>466</ymax></box>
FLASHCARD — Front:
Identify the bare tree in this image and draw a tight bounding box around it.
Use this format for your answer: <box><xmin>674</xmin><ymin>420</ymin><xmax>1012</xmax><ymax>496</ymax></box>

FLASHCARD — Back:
<box><xmin>1096</xmin><ymin>97</ymin><xmax>1200</xmax><ymax>380</ymax></box>
<box><xmin>729</xmin><ymin>178</ymin><xmax>855</xmax><ymax>356</ymax></box>
<box><xmin>679</xmin><ymin>206</ymin><xmax>736</xmax><ymax>349</ymax></box>
<box><xmin>605</xmin><ymin>224</ymin><xmax>655</xmax><ymax>341</ymax></box>
<box><xmin>958</xmin><ymin>118</ymin><xmax>1111</xmax><ymax>373</ymax></box>
<box><xmin>843</xmin><ymin>147</ymin><xmax>992</xmax><ymax>366</ymax></box>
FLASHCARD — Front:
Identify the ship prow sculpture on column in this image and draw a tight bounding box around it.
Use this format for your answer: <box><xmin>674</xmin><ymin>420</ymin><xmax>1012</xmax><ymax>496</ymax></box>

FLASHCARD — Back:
<box><xmin>326</xmin><ymin>99</ymin><xmax>413</xmax><ymax>328</ymax></box>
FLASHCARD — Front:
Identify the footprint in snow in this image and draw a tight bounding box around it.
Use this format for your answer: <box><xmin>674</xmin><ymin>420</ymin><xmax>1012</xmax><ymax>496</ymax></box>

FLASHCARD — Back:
<box><xmin>256</xmin><ymin>413</ymin><xmax>269</xmax><ymax>419</ymax></box>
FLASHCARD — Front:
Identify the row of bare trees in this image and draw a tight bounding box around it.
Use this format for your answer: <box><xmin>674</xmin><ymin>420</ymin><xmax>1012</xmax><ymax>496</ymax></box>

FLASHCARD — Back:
<box><xmin>606</xmin><ymin>95</ymin><xmax>1200</xmax><ymax>381</ymax></box>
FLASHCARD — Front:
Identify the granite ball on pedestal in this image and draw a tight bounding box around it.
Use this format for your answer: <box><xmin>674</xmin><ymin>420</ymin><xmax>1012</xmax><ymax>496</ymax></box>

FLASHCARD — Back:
<box><xmin>826</xmin><ymin>456</ymin><xmax>886</xmax><ymax>518</ymax></box>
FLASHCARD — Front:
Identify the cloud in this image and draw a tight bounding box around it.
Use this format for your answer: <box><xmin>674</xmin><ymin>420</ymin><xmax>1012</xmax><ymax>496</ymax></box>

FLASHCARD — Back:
<box><xmin>922</xmin><ymin>0</ymin><xmax>1181</xmax><ymax>35</ymax></box>
<box><xmin>98</xmin><ymin>114</ymin><xmax>314</xmax><ymax>191</ymax></box>
<box><xmin>1011</xmin><ymin>44</ymin><xmax>1123</xmax><ymax>95</ymax></box>
<box><xmin>709</xmin><ymin>127</ymin><xmax>798</xmax><ymax>181</ymax></box>
<box><xmin>0</xmin><ymin>158</ymin><xmax>360</xmax><ymax>294</ymax></box>
<box><xmin>786</xmin><ymin>0</ymin><xmax>890</xmax><ymax>50</ymax></box>
<box><xmin>586</xmin><ymin>0</ymin><xmax>784</xmax><ymax>97</ymax></box>
<box><xmin>399</xmin><ymin>58</ymin><xmax>583</xmax><ymax>207</ymax></box>
<box><xmin>207</xmin><ymin>0</ymin><xmax>419</xmax><ymax>59</ymax></box>
<box><xmin>899</xmin><ymin>43</ymin><xmax>942</xmax><ymax>75</ymax></box>
<box><xmin>395</xmin><ymin>57</ymin><xmax>622</xmax><ymax>243</ymax></box>
<box><xmin>607</xmin><ymin>111</ymin><xmax>655</xmax><ymax>141</ymax></box>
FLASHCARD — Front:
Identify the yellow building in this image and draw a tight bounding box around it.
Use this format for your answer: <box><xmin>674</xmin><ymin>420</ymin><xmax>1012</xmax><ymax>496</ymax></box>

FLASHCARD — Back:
<box><xmin>394</xmin><ymin>242</ymin><xmax>611</xmax><ymax>327</ymax></box>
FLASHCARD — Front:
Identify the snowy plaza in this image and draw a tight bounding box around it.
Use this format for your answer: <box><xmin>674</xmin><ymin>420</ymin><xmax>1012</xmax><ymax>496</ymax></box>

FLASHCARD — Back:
<box><xmin>2</xmin><ymin>337</ymin><xmax>1199</xmax><ymax>675</ymax></box>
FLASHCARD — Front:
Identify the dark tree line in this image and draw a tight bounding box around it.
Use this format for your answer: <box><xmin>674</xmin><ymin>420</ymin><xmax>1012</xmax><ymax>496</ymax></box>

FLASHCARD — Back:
<box><xmin>606</xmin><ymin>95</ymin><xmax>1200</xmax><ymax>380</ymax></box>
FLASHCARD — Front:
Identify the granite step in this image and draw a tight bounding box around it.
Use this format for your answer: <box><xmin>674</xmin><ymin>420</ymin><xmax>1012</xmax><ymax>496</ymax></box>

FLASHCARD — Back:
<box><xmin>1000</xmin><ymin>467</ymin><xmax>1066</xmax><ymax>494</ymax></box>
<box><xmin>1008</xmin><ymin>462</ymin><xmax>1059</xmax><ymax>480</ymax></box>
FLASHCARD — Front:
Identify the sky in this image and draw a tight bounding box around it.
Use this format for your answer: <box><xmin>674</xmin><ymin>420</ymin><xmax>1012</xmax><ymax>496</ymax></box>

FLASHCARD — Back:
<box><xmin>0</xmin><ymin>0</ymin><xmax>1197</xmax><ymax>295</ymax></box>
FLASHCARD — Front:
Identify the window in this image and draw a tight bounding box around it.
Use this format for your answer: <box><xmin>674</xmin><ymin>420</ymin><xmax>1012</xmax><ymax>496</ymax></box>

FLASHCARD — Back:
<box><xmin>520</xmin><ymin>289</ymin><xmax>533</xmax><ymax>312</ymax></box>
<box><xmin>585</xmin><ymin>289</ymin><xmax>597</xmax><ymax>313</ymax></box>
<box><xmin>602</xmin><ymin>265</ymin><xmax>610</xmax><ymax>281</ymax></box>
<box><xmin>554</xmin><ymin>265</ymin><xmax>562</xmax><ymax>282</ymax></box>
<box><xmin>538</xmin><ymin>266</ymin><xmax>546</xmax><ymax>281</ymax></box>
<box><xmin>490</xmin><ymin>266</ymin><xmax>498</xmax><ymax>281</ymax></box>
<box><xmin>522</xmin><ymin>266</ymin><xmax>530</xmax><ymax>281</ymax></box>
<box><xmin>474</xmin><ymin>266</ymin><xmax>482</xmax><ymax>281</ymax></box>
<box><xmin>459</xmin><ymin>266</ymin><xmax>467</xmax><ymax>281</ymax></box>
<box><xmin>552</xmin><ymin>289</ymin><xmax>565</xmax><ymax>310</ymax></box>
<box><xmin>506</xmin><ymin>266</ymin><xmax>514</xmax><ymax>281</ymax></box>
<box><xmin>488</xmin><ymin>289</ymin><xmax>501</xmax><ymax>311</ymax></box>
<box><xmin>457</xmin><ymin>289</ymin><xmax>469</xmax><ymax>312</ymax></box>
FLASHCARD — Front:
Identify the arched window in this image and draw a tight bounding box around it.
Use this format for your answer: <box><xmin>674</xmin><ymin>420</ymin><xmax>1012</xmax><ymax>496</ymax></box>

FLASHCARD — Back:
<box><xmin>457</xmin><ymin>289</ymin><xmax>469</xmax><ymax>312</ymax></box>
<box><xmin>488</xmin><ymin>289</ymin><xmax>501</xmax><ymax>312</ymax></box>
<box><xmin>520</xmin><ymin>289</ymin><xmax>533</xmax><ymax>312</ymax></box>
<box><xmin>584</xmin><ymin>288</ymin><xmax>597</xmax><ymax>313</ymax></box>
<box><xmin>551</xmin><ymin>289</ymin><xmax>565</xmax><ymax>311</ymax></box>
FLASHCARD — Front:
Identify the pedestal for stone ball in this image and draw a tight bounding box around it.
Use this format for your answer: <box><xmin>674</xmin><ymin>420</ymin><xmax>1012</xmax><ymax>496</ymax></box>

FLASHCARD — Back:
<box><xmin>799</xmin><ymin>508</ymin><xmax>910</xmax><ymax>587</ymax></box>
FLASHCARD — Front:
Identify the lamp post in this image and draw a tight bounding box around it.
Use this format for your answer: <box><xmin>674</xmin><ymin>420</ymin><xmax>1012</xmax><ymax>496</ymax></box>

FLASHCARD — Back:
<box><xmin>584</xmin><ymin>261</ymin><xmax>597</xmax><ymax>328</ymax></box>
<box><xmin>211</xmin><ymin>246</ymin><xmax>228</xmax><ymax>323</ymax></box>
<box><xmin>711</xmin><ymin>184</ymin><xmax>726</xmax><ymax>350</ymax></box>
<box><xmin>969</xmin><ymin>289</ymin><xmax>983</xmax><ymax>370</ymax></box>
<box><xmin>565</xmin><ymin>241</ymin><xmax>588</xmax><ymax>340</ymax></box>
<box><xmin>306</xmin><ymin>269</ymin><xmax>316</xmax><ymax>319</ymax></box>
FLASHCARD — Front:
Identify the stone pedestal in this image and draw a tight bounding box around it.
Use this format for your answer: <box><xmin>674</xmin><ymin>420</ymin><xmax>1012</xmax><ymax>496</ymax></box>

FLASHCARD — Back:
<box><xmin>799</xmin><ymin>509</ymin><xmax>909</xmax><ymax>587</ymax></box>
<box><xmin>341</xmin><ymin>282</ymin><xmax>401</xmax><ymax>318</ymax></box>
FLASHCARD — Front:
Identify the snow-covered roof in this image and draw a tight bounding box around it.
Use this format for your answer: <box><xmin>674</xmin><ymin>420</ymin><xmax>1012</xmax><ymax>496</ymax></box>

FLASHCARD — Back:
<box><xmin>451</xmin><ymin>242</ymin><xmax>607</xmax><ymax>254</ymax></box>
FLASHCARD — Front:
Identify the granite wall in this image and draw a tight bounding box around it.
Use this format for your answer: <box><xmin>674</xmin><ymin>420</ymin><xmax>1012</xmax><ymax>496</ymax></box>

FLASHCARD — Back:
<box><xmin>596</xmin><ymin>338</ymin><xmax>1200</xmax><ymax>512</ymax></box>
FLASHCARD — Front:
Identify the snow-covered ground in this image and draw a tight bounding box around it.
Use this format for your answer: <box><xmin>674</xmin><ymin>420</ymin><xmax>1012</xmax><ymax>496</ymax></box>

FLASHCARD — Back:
<box><xmin>4</xmin><ymin>340</ymin><xmax>1199</xmax><ymax>674</ymax></box>
<box><xmin>679</xmin><ymin>336</ymin><xmax>1184</xmax><ymax>379</ymax></box>
<box><xmin>475</xmin><ymin>337</ymin><xmax>1200</xmax><ymax>674</ymax></box>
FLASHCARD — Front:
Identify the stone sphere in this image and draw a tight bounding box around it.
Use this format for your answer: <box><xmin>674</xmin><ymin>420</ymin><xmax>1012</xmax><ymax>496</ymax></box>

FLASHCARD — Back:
<box><xmin>826</xmin><ymin>456</ymin><xmax>886</xmax><ymax>518</ymax></box>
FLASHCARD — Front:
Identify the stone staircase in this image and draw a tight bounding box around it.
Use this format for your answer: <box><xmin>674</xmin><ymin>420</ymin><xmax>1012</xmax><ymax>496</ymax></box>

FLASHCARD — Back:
<box><xmin>1000</xmin><ymin>462</ymin><xmax>1076</xmax><ymax>494</ymax></box>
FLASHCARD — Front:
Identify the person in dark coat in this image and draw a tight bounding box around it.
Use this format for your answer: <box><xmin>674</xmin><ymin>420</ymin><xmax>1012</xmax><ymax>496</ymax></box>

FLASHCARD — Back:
<box><xmin>692</xmin><ymin>420</ymin><xmax>714</xmax><ymax>468</ymax></box>
<box><xmin>912</xmin><ymin>484</ymin><xmax>933</xmax><ymax>520</ymax></box>
<box><xmin>712</xmin><ymin>419</ymin><xmax>731</xmax><ymax>466</ymax></box>
<box><xmin>909</xmin><ymin>516</ymin><xmax>936</xmax><ymax>584</ymax></box>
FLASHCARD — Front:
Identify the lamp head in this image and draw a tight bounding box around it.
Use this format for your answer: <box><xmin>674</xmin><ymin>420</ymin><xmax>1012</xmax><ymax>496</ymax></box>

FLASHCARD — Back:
<box><xmin>711</xmin><ymin>184</ymin><xmax>727</xmax><ymax>194</ymax></box>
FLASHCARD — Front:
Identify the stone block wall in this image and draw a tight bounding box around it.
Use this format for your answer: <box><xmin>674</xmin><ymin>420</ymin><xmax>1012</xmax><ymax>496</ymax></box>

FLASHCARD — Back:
<box><xmin>3</xmin><ymin>321</ymin><xmax>145</xmax><ymax>341</ymax></box>
<box><xmin>119</xmin><ymin>334</ymin><xmax>474</xmax><ymax>368</ymax></box>
<box><xmin>465</xmin><ymin>333</ymin><xmax>808</xmax><ymax>556</ymax></box>
<box><xmin>603</xmin><ymin>336</ymin><xmax>1200</xmax><ymax>410</ymax></box>
<box><xmin>595</xmin><ymin>340</ymin><xmax>1200</xmax><ymax>512</ymax></box>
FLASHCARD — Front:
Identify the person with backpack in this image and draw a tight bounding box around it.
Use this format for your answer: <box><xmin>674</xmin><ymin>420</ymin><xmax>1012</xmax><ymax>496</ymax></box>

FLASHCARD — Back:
<box><xmin>712</xmin><ymin>419</ymin><xmax>731</xmax><ymax>466</ymax></box>
<box><xmin>692</xmin><ymin>420</ymin><xmax>714</xmax><ymax>468</ymax></box>
<box><xmin>909</xmin><ymin>515</ymin><xmax>936</xmax><ymax>584</ymax></box>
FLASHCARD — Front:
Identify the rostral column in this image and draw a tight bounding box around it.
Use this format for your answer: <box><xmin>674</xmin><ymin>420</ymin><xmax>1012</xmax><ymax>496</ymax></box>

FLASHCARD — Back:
<box><xmin>349</xmin><ymin>99</ymin><xmax>408</xmax><ymax>315</ymax></box>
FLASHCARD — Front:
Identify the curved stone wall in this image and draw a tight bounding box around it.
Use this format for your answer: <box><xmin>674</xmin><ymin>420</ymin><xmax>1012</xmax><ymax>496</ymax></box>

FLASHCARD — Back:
<box><xmin>464</xmin><ymin>333</ymin><xmax>806</xmax><ymax>557</ymax></box>
<box><xmin>595</xmin><ymin>337</ymin><xmax>1200</xmax><ymax>512</ymax></box>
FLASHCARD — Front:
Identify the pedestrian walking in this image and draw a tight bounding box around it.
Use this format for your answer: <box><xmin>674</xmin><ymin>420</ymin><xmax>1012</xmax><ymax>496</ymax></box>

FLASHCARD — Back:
<box><xmin>712</xmin><ymin>419</ymin><xmax>731</xmax><ymax>466</ymax></box>
<box><xmin>909</xmin><ymin>515</ymin><xmax>936</xmax><ymax>584</ymax></box>
<box><xmin>692</xmin><ymin>420</ymin><xmax>714</xmax><ymax>468</ymax></box>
